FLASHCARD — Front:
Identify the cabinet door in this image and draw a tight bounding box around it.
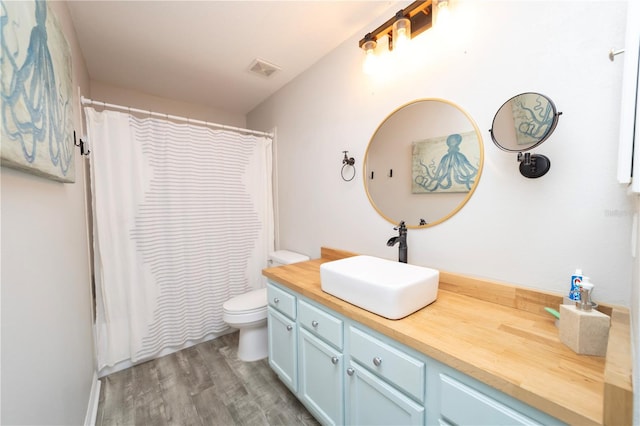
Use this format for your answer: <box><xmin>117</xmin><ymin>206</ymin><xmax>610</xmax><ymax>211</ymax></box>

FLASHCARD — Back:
<box><xmin>299</xmin><ymin>329</ymin><xmax>344</xmax><ymax>426</ymax></box>
<box><xmin>347</xmin><ymin>361</ymin><xmax>424</xmax><ymax>426</ymax></box>
<box><xmin>268</xmin><ymin>308</ymin><xmax>297</xmax><ymax>392</ymax></box>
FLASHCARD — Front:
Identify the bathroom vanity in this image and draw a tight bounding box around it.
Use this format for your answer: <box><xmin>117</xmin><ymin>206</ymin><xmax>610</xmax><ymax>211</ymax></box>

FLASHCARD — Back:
<box><xmin>262</xmin><ymin>248</ymin><xmax>632</xmax><ymax>426</ymax></box>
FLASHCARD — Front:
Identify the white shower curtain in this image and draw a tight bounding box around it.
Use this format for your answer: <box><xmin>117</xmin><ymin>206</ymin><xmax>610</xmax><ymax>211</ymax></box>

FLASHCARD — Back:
<box><xmin>85</xmin><ymin>108</ymin><xmax>274</xmax><ymax>371</ymax></box>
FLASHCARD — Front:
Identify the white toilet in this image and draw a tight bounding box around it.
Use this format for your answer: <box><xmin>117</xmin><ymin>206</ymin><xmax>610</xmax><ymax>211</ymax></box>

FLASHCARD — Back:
<box><xmin>223</xmin><ymin>250</ymin><xmax>309</xmax><ymax>361</ymax></box>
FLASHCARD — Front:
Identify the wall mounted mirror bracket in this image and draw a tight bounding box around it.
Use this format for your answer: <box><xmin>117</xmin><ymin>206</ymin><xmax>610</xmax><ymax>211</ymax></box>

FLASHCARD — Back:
<box><xmin>490</xmin><ymin>92</ymin><xmax>561</xmax><ymax>179</ymax></box>
<box><xmin>517</xmin><ymin>152</ymin><xmax>550</xmax><ymax>178</ymax></box>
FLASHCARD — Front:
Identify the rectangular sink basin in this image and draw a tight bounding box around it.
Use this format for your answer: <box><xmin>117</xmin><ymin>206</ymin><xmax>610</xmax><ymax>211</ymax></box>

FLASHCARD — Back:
<box><xmin>320</xmin><ymin>255</ymin><xmax>439</xmax><ymax>320</ymax></box>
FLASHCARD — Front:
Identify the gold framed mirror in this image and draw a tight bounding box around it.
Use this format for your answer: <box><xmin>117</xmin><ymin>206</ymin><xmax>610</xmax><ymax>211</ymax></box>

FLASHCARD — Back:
<box><xmin>364</xmin><ymin>98</ymin><xmax>484</xmax><ymax>229</ymax></box>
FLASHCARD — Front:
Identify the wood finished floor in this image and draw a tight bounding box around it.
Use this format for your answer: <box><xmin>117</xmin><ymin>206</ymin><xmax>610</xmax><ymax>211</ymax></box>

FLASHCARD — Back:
<box><xmin>96</xmin><ymin>332</ymin><xmax>320</xmax><ymax>426</ymax></box>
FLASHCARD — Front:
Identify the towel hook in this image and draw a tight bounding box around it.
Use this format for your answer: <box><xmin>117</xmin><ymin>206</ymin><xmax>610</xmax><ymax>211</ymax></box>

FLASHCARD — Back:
<box><xmin>74</xmin><ymin>131</ymin><xmax>90</xmax><ymax>156</ymax></box>
<box><xmin>609</xmin><ymin>48</ymin><xmax>625</xmax><ymax>61</ymax></box>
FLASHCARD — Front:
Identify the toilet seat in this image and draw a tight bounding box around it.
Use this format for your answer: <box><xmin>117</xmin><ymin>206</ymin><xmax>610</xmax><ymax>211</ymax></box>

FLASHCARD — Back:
<box><xmin>223</xmin><ymin>288</ymin><xmax>267</xmax><ymax>325</ymax></box>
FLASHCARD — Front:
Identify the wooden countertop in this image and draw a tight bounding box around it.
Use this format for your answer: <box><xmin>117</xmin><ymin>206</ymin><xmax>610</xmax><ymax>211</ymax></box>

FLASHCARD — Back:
<box><xmin>262</xmin><ymin>248</ymin><xmax>633</xmax><ymax>426</ymax></box>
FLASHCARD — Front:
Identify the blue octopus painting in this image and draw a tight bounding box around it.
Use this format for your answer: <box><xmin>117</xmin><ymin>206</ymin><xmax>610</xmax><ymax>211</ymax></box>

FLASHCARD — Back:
<box><xmin>412</xmin><ymin>131</ymin><xmax>479</xmax><ymax>193</ymax></box>
<box><xmin>1</xmin><ymin>0</ymin><xmax>74</xmax><ymax>182</ymax></box>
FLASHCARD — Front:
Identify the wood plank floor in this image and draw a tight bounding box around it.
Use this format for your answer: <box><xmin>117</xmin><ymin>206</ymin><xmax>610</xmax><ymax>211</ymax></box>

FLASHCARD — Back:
<box><xmin>96</xmin><ymin>332</ymin><xmax>320</xmax><ymax>426</ymax></box>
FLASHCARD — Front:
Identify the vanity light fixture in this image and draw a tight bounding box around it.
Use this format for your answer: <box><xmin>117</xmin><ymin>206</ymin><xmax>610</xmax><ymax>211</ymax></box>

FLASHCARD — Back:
<box><xmin>358</xmin><ymin>0</ymin><xmax>433</xmax><ymax>71</ymax></box>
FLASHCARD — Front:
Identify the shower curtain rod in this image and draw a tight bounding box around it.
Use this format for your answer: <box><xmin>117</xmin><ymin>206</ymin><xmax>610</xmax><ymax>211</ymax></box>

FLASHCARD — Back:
<box><xmin>81</xmin><ymin>96</ymin><xmax>274</xmax><ymax>139</ymax></box>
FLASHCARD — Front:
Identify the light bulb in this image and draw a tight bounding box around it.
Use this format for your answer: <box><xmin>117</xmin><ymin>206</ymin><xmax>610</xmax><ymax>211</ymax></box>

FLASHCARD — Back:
<box><xmin>392</xmin><ymin>16</ymin><xmax>411</xmax><ymax>52</ymax></box>
<box><xmin>362</xmin><ymin>39</ymin><xmax>378</xmax><ymax>75</ymax></box>
<box><xmin>437</xmin><ymin>0</ymin><xmax>451</xmax><ymax>27</ymax></box>
<box><xmin>363</xmin><ymin>50</ymin><xmax>379</xmax><ymax>75</ymax></box>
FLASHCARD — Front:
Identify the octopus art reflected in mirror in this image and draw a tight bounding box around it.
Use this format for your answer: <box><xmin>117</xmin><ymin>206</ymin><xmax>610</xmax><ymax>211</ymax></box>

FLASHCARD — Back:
<box><xmin>413</xmin><ymin>133</ymin><xmax>479</xmax><ymax>193</ymax></box>
<box><xmin>364</xmin><ymin>99</ymin><xmax>484</xmax><ymax>229</ymax></box>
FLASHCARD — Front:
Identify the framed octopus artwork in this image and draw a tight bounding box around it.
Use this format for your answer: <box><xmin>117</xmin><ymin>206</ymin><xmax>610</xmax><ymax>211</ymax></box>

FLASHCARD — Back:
<box><xmin>411</xmin><ymin>131</ymin><xmax>480</xmax><ymax>194</ymax></box>
<box><xmin>1</xmin><ymin>0</ymin><xmax>75</xmax><ymax>182</ymax></box>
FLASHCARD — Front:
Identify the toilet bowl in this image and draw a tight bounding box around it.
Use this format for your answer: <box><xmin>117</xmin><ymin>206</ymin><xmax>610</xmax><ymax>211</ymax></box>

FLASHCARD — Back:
<box><xmin>222</xmin><ymin>250</ymin><xmax>309</xmax><ymax>362</ymax></box>
<box><xmin>223</xmin><ymin>288</ymin><xmax>268</xmax><ymax>361</ymax></box>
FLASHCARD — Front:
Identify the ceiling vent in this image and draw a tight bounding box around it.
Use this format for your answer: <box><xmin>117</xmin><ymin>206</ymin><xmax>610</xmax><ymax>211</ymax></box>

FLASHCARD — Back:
<box><xmin>248</xmin><ymin>59</ymin><xmax>281</xmax><ymax>78</ymax></box>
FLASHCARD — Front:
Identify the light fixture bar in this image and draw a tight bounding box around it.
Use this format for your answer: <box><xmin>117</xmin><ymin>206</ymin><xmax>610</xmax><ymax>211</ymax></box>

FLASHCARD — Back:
<box><xmin>358</xmin><ymin>0</ymin><xmax>433</xmax><ymax>49</ymax></box>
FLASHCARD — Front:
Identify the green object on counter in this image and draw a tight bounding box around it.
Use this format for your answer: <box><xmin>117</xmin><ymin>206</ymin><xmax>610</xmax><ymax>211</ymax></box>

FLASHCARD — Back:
<box><xmin>544</xmin><ymin>307</ymin><xmax>560</xmax><ymax>319</ymax></box>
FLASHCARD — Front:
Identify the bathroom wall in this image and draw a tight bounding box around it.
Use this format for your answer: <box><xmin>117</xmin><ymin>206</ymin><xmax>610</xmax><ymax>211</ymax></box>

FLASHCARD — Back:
<box><xmin>1</xmin><ymin>2</ymin><xmax>95</xmax><ymax>425</ymax></box>
<box><xmin>248</xmin><ymin>0</ymin><xmax>632</xmax><ymax>306</ymax></box>
<box><xmin>633</xmin><ymin>194</ymin><xmax>640</xmax><ymax>425</ymax></box>
<box><xmin>89</xmin><ymin>81</ymin><xmax>247</xmax><ymax>128</ymax></box>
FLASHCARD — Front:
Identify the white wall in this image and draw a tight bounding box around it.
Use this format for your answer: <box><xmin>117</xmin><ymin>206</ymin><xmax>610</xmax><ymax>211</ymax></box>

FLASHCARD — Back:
<box><xmin>248</xmin><ymin>0</ymin><xmax>632</xmax><ymax>306</ymax></box>
<box><xmin>633</xmin><ymin>194</ymin><xmax>639</xmax><ymax>424</ymax></box>
<box><xmin>90</xmin><ymin>81</ymin><xmax>247</xmax><ymax>128</ymax></box>
<box><xmin>1</xmin><ymin>2</ymin><xmax>95</xmax><ymax>424</ymax></box>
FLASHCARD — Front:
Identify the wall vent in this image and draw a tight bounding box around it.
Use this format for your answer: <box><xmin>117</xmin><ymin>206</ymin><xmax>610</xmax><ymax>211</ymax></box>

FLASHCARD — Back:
<box><xmin>248</xmin><ymin>59</ymin><xmax>281</xmax><ymax>78</ymax></box>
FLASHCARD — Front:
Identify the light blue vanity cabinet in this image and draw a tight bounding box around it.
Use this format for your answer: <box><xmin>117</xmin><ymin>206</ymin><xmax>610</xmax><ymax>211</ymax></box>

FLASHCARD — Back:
<box><xmin>266</xmin><ymin>281</ymin><xmax>562</xmax><ymax>426</ymax></box>
<box><xmin>267</xmin><ymin>284</ymin><xmax>298</xmax><ymax>393</ymax></box>
<box><xmin>298</xmin><ymin>299</ymin><xmax>345</xmax><ymax>425</ymax></box>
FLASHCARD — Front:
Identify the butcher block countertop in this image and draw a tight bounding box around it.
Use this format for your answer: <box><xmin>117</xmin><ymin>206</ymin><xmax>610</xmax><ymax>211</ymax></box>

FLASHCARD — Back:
<box><xmin>262</xmin><ymin>248</ymin><xmax>633</xmax><ymax>426</ymax></box>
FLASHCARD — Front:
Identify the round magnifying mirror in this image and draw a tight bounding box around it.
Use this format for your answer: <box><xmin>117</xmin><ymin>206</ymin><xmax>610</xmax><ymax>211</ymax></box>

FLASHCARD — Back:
<box><xmin>490</xmin><ymin>92</ymin><xmax>561</xmax><ymax>178</ymax></box>
<box><xmin>364</xmin><ymin>99</ymin><xmax>484</xmax><ymax>229</ymax></box>
<box><xmin>490</xmin><ymin>92</ymin><xmax>560</xmax><ymax>152</ymax></box>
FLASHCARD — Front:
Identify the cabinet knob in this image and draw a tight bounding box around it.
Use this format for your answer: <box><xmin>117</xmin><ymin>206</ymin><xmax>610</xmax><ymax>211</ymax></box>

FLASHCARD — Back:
<box><xmin>373</xmin><ymin>356</ymin><xmax>382</xmax><ymax>367</ymax></box>
<box><xmin>346</xmin><ymin>368</ymin><xmax>355</xmax><ymax>376</ymax></box>
<box><xmin>311</xmin><ymin>320</ymin><xmax>319</xmax><ymax>328</ymax></box>
<box><xmin>331</xmin><ymin>356</ymin><xmax>339</xmax><ymax>365</ymax></box>
<box><xmin>286</xmin><ymin>324</ymin><xmax>293</xmax><ymax>331</ymax></box>
<box><xmin>273</xmin><ymin>297</ymin><xmax>280</xmax><ymax>304</ymax></box>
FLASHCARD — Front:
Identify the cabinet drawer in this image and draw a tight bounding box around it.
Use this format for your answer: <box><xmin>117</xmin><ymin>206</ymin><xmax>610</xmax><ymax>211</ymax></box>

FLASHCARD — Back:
<box><xmin>439</xmin><ymin>374</ymin><xmax>542</xmax><ymax>425</ymax></box>
<box><xmin>267</xmin><ymin>283</ymin><xmax>296</xmax><ymax>320</ymax></box>
<box><xmin>349</xmin><ymin>326</ymin><xmax>425</xmax><ymax>402</ymax></box>
<box><xmin>298</xmin><ymin>300</ymin><xmax>343</xmax><ymax>350</ymax></box>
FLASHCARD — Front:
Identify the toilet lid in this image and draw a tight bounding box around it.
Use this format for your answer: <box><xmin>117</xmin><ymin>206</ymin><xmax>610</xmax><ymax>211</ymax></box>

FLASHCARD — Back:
<box><xmin>223</xmin><ymin>288</ymin><xmax>267</xmax><ymax>312</ymax></box>
<box><xmin>270</xmin><ymin>250</ymin><xmax>309</xmax><ymax>265</ymax></box>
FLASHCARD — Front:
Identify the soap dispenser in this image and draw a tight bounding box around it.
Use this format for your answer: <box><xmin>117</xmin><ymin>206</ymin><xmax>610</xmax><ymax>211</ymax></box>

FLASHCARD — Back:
<box><xmin>559</xmin><ymin>278</ymin><xmax>610</xmax><ymax>356</ymax></box>
<box><xmin>576</xmin><ymin>277</ymin><xmax>594</xmax><ymax>311</ymax></box>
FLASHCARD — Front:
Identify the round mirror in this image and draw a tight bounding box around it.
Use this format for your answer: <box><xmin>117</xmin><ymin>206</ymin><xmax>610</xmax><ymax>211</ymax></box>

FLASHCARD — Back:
<box><xmin>364</xmin><ymin>99</ymin><xmax>484</xmax><ymax>229</ymax></box>
<box><xmin>490</xmin><ymin>92</ymin><xmax>560</xmax><ymax>152</ymax></box>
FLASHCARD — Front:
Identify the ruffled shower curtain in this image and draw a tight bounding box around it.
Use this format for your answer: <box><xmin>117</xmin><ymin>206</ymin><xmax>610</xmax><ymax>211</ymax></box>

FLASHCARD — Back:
<box><xmin>85</xmin><ymin>108</ymin><xmax>273</xmax><ymax>371</ymax></box>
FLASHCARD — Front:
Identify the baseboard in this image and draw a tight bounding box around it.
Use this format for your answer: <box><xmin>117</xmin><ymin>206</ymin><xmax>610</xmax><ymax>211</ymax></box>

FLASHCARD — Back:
<box><xmin>84</xmin><ymin>372</ymin><xmax>101</xmax><ymax>426</ymax></box>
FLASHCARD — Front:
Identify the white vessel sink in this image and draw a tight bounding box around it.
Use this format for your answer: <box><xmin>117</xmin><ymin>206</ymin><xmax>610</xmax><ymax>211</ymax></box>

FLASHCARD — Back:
<box><xmin>320</xmin><ymin>255</ymin><xmax>439</xmax><ymax>320</ymax></box>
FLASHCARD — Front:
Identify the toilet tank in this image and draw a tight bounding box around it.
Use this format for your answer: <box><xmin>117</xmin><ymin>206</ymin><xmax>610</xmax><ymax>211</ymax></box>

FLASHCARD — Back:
<box><xmin>269</xmin><ymin>250</ymin><xmax>309</xmax><ymax>267</ymax></box>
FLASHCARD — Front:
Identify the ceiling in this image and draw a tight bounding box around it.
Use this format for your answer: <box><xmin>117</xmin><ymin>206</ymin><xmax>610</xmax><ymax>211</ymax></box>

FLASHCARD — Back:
<box><xmin>67</xmin><ymin>1</ymin><xmax>400</xmax><ymax>116</ymax></box>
